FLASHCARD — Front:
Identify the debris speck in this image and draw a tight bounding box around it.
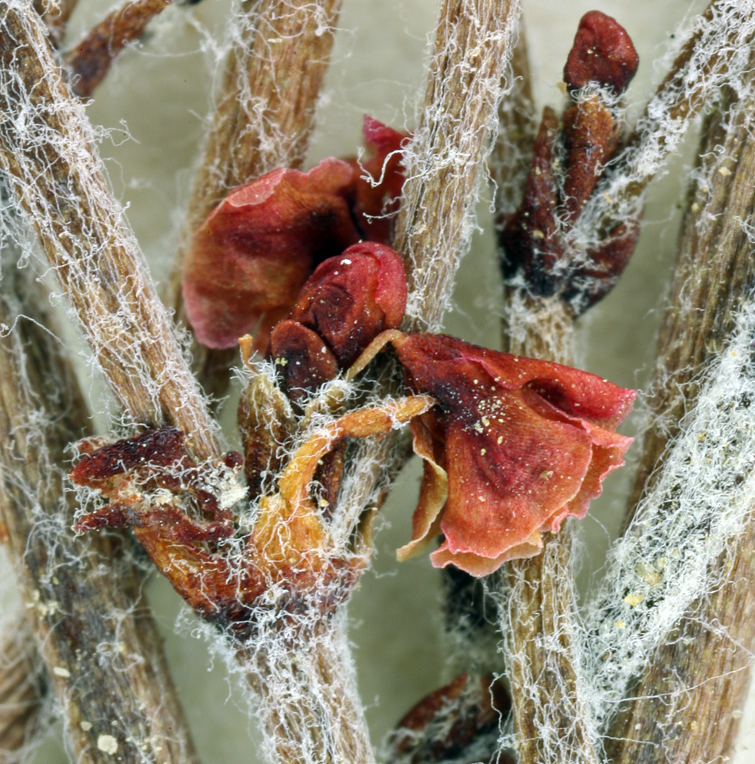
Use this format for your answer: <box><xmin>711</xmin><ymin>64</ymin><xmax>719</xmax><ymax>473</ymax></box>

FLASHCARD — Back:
<box><xmin>97</xmin><ymin>735</ymin><xmax>119</xmax><ymax>755</ymax></box>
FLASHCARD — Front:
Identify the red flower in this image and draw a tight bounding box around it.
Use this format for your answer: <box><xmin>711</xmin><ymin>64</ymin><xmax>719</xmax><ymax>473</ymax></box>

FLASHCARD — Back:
<box><xmin>270</xmin><ymin>242</ymin><xmax>407</xmax><ymax>399</ymax></box>
<box><xmin>390</xmin><ymin>333</ymin><xmax>635</xmax><ymax>576</ymax></box>
<box><xmin>183</xmin><ymin>117</ymin><xmax>408</xmax><ymax>351</ymax></box>
<box><xmin>183</xmin><ymin>158</ymin><xmax>359</xmax><ymax>349</ymax></box>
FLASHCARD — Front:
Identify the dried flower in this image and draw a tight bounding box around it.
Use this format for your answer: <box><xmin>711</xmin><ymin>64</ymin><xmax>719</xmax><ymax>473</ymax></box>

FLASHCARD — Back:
<box><xmin>346</xmin><ymin>115</ymin><xmax>409</xmax><ymax>243</ymax></box>
<box><xmin>183</xmin><ymin>118</ymin><xmax>407</xmax><ymax>351</ymax></box>
<box><xmin>270</xmin><ymin>242</ymin><xmax>407</xmax><ymax>399</ymax></box>
<box><xmin>386</xmin><ymin>333</ymin><xmax>635</xmax><ymax>576</ymax></box>
<box><xmin>183</xmin><ymin>158</ymin><xmax>359</xmax><ymax>350</ymax></box>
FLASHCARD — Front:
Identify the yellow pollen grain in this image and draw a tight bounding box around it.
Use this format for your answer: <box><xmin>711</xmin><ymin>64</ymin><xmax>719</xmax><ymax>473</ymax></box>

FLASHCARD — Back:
<box><xmin>497</xmin><ymin>436</ymin><xmax>503</xmax><ymax>444</ymax></box>
<box><xmin>624</xmin><ymin>593</ymin><xmax>644</xmax><ymax>607</ymax></box>
<box><xmin>480</xmin><ymin>448</ymin><xmax>486</xmax><ymax>456</ymax></box>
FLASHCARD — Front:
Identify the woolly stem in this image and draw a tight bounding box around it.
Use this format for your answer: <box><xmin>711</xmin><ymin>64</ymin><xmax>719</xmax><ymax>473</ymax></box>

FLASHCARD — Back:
<box><xmin>0</xmin><ymin>616</ymin><xmax>46</xmax><ymax>760</ymax></box>
<box><xmin>604</xmin><ymin>90</ymin><xmax>755</xmax><ymax>763</ymax></box>
<box><xmin>170</xmin><ymin>0</ymin><xmax>343</xmax><ymax>395</ymax></box>
<box><xmin>0</xmin><ymin>257</ymin><xmax>199</xmax><ymax>762</ymax></box>
<box><xmin>489</xmin><ymin>13</ymin><xmax>536</xmax><ymax>222</ymax></box>
<box><xmin>0</xmin><ymin>0</ymin><xmax>220</xmax><ymax>462</ymax></box>
<box><xmin>241</xmin><ymin>622</ymin><xmax>374</xmax><ymax>764</ymax></box>
<box><xmin>498</xmin><ymin>299</ymin><xmax>596</xmax><ymax>764</ymax></box>
<box><xmin>394</xmin><ymin>0</ymin><xmax>520</xmax><ymax>333</ymax></box>
<box><xmin>487</xmin><ymin>20</ymin><xmax>596</xmax><ymax>759</ymax></box>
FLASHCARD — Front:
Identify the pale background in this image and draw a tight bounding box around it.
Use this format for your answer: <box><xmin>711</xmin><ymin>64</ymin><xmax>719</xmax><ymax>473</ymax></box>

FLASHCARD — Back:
<box><xmin>1</xmin><ymin>0</ymin><xmax>752</xmax><ymax>761</ymax></box>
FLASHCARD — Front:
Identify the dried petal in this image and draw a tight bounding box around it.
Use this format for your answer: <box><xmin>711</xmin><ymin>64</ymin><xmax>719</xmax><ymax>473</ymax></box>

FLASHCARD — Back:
<box><xmin>348</xmin><ymin>116</ymin><xmax>409</xmax><ymax>243</ymax></box>
<box><xmin>393</xmin><ymin>333</ymin><xmax>635</xmax><ymax>575</ymax></box>
<box><xmin>183</xmin><ymin>158</ymin><xmax>360</xmax><ymax>349</ymax></box>
<box><xmin>270</xmin><ymin>319</ymin><xmax>339</xmax><ymax>401</ymax></box>
<box><xmin>564</xmin><ymin>11</ymin><xmax>639</xmax><ymax>95</ymax></box>
<box><xmin>283</xmin><ymin>241</ymin><xmax>407</xmax><ymax>368</ymax></box>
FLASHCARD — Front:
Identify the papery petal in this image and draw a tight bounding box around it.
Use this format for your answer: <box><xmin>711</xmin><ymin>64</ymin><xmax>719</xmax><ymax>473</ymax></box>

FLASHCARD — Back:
<box><xmin>183</xmin><ymin>158</ymin><xmax>360</xmax><ymax>349</ymax></box>
<box><xmin>286</xmin><ymin>242</ymin><xmax>407</xmax><ymax>368</ymax></box>
<box><xmin>349</xmin><ymin>116</ymin><xmax>409</xmax><ymax>243</ymax></box>
<box><xmin>438</xmin><ymin>388</ymin><xmax>594</xmax><ymax>560</ymax></box>
<box><xmin>430</xmin><ymin>529</ymin><xmax>544</xmax><ymax>576</ymax></box>
<box><xmin>393</xmin><ymin>333</ymin><xmax>635</xmax><ymax>574</ymax></box>
<box><xmin>396</xmin><ymin>415</ymin><xmax>448</xmax><ymax>561</ymax></box>
<box><xmin>396</xmin><ymin>333</ymin><xmax>635</xmax><ymax>427</ymax></box>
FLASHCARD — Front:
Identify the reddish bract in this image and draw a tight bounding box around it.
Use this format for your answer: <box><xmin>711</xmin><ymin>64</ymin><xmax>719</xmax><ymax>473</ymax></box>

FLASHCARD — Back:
<box><xmin>183</xmin><ymin>158</ymin><xmax>359</xmax><ymax>349</ymax></box>
<box><xmin>392</xmin><ymin>333</ymin><xmax>635</xmax><ymax>576</ymax></box>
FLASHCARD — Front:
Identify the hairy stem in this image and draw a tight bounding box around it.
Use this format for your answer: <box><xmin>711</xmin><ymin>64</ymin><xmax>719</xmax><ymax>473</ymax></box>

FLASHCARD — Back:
<box><xmin>0</xmin><ymin>615</ymin><xmax>46</xmax><ymax>760</ymax></box>
<box><xmin>0</xmin><ymin>254</ymin><xmax>199</xmax><ymax>762</ymax></box>
<box><xmin>394</xmin><ymin>0</ymin><xmax>520</xmax><ymax>332</ymax></box>
<box><xmin>499</xmin><ymin>299</ymin><xmax>597</xmax><ymax>764</ymax></box>
<box><xmin>0</xmin><ymin>0</ymin><xmax>220</xmax><ymax>461</ymax></box>
<box><xmin>605</xmin><ymin>89</ymin><xmax>755</xmax><ymax>764</ymax></box>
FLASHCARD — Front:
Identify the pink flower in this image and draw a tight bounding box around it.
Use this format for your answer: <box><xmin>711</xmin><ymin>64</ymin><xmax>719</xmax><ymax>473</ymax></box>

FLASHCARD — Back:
<box><xmin>391</xmin><ymin>333</ymin><xmax>635</xmax><ymax>576</ymax></box>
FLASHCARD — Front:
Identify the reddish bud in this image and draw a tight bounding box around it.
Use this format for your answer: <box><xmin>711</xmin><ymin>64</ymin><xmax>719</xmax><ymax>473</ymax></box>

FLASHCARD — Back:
<box><xmin>182</xmin><ymin>158</ymin><xmax>360</xmax><ymax>349</ymax></box>
<box><xmin>283</xmin><ymin>241</ymin><xmax>407</xmax><ymax>368</ymax></box>
<box><xmin>564</xmin><ymin>11</ymin><xmax>639</xmax><ymax>95</ymax></box>
<box><xmin>393</xmin><ymin>334</ymin><xmax>635</xmax><ymax>576</ymax></box>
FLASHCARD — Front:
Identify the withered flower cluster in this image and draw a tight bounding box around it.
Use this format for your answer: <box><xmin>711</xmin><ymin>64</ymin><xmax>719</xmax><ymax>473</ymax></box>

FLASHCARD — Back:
<box><xmin>72</xmin><ymin>107</ymin><xmax>634</xmax><ymax>631</ymax></box>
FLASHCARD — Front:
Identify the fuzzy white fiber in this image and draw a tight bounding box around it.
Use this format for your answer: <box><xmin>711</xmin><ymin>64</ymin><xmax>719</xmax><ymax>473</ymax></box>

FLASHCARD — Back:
<box><xmin>2</xmin><ymin>0</ymin><xmax>755</xmax><ymax>763</ymax></box>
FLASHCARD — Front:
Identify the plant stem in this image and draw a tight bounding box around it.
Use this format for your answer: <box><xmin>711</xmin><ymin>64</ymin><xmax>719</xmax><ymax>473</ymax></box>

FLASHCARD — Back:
<box><xmin>488</xmin><ymin>18</ymin><xmax>597</xmax><ymax>759</ymax></box>
<box><xmin>64</xmin><ymin>0</ymin><xmax>174</xmax><ymax>98</ymax></box>
<box><xmin>0</xmin><ymin>256</ymin><xmax>199</xmax><ymax>763</ymax></box>
<box><xmin>605</xmin><ymin>89</ymin><xmax>755</xmax><ymax>764</ymax></box>
<box><xmin>393</xmin><ymin>0</ymin><xmax>519</xmax><ymax>333</ymax></box>
<box><xmin>500</xmin><ymin>298</ymin><xmax>597</xmax><ymax>764</ymax></box>
<box><xmin>0</xmin><ymin>616</ymin><xmax>46</xmax><ymax>759</ymax></box>
<box><xmin>170</xmin><ymin>0</ymin><xmax>344</xmax><ymax>395</ymax></box>
<box><xmin>0</xmin><ymin>0</ymin><xmax>220</xmax><ymax>462</ymax></box>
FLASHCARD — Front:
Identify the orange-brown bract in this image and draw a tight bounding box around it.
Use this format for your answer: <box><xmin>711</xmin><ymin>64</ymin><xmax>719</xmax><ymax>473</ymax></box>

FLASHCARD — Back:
<box><xmin>392</xmin><ymin>333</ymin><xmax>635</xmax><ymax>576</ymax></box>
